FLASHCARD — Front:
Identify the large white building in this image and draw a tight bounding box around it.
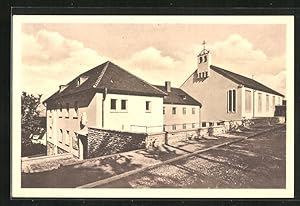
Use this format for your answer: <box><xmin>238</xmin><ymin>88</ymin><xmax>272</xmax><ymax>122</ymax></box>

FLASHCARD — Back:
<box><xmin>44</xmin><ymin>61</ymin><xmax>167</xmax><ymax>158</ymax></box>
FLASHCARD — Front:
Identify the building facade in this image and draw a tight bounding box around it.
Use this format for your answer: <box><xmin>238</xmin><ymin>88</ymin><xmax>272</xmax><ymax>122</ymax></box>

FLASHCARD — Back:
<box><xmin>154</xmin><ymin>81</ymin><xmax>202</xmax><ymax>132</ymax></box>
<box><xmin>181</xmin><ymin>47</ymin><xmax>284</xmax><ymax>122</ymax></box>
<box><xmin>44</xmin><ymin>61</ymin><xmax>166</xmax><ymax>159</ymax></box>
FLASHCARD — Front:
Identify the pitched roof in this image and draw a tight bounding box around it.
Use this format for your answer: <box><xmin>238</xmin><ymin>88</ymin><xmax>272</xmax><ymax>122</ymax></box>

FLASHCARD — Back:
<box><xmin>153</xmin><ymin>85</ymin><xmax>202</xmax><ymax>107</ymax></box>
<box><xmin>210</xmin><ymin>65</ymin><xmax>284</xmax><ymax>97</ymax></box>
<box><xmin>45</xmin><ymin>61</ymin><xmax>167</xmax><ymax>103</ymax></box>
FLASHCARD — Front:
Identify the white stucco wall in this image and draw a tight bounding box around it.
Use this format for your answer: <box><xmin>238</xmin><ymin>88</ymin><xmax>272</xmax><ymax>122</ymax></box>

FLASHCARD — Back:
<box><xmin>103</xmin><ymin>93</ymin><xmax>164</xmax><ymax>133</ymax></box>
<box><xmin>46</xmin><ymin>92</ymin><xmax>102</xmax><ymax>158</ymax></box>
<box><xmin>163</xmin><ymin>104</ymin><xmax>201</xmax><ymax>131</ymax></box>
<box><xmin>241</xmin><ymin>87</ymin><xmax>283</xmax><ymax>118</ymax></box>
<box><xmin>181</xmin><ymin>68</ymin><xmax>242</xmax><ymax>122</ymax></box>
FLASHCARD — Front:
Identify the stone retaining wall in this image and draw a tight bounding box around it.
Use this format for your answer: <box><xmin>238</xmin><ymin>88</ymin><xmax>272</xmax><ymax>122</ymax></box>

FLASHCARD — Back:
<box><xmin>87</xmin><ymin>127</ymin><xmax>147</xmax><ymax>158</ymax></box>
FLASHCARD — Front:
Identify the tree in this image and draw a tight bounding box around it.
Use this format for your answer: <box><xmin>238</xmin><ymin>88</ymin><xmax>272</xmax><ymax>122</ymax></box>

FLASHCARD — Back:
<box><xmin>21</xmin><ymin>92</ymin><xmax>45</xmax><ymax>156</ymax></box>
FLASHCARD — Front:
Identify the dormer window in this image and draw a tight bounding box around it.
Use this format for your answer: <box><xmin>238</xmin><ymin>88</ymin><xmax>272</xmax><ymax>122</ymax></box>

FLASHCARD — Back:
<box><xmin>77</xmin><ymin>76</ymin><xmax>89</xmax><ymax>87</ymax></box>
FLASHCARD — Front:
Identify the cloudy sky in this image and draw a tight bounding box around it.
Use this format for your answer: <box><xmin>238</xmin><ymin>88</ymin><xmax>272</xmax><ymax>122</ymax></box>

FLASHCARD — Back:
<box><xmin>21</xmin><ymin>23</ymin><xmax>287</xmax><ymax>101</ymax></box>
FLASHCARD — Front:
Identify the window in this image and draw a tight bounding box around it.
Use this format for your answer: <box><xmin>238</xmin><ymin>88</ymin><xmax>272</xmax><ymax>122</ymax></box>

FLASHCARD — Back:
<box><xmin>245</xmin><ymin>90</ymin><xmax>252</xmax><ymax>113</ymax></box>
<box><xmin>48</xmin><ymin>126</ymin><xmax>52</xmax><ymax>139</ymax></box>
<box><xmin>74</xmin><ymin>101</ymin><xmax>79</xmax><ymax>118</ymax></box>
<box><xmin>258</xmin><ymin>93</ymin><xmax>262</xmax><ymax>113</ymax></box>
<box><xmin>172</xmin><ymin>125</ymin><xmax>176</xmax><ymax>130</ymax></box>
<box><xmin>111</xmin><ymin>99</ymin><xmax>117</xmax><ymax>110</ymax></box>
<box><xmin>163</xmin><ymin>107</ymin><xmax>165</xmax><ymax>115</ymax></box>
<box><xmin>272</xmin><ymin>96</ymin><xmax>275</xmax><ymax>106</ymax></box>
<box><xmin>228</xmin><ymin>89</ymin><xmax>236</xmax><ymax>112</ymax></box>
<box><xmin>163</xmin><ymin>125</ymin><xmax>166</xmax><ymax>132</ymax></box>
<box><xmin>146</xmin><ymin>101</ymin><xmax>151</xmax><ymax>112</ymax></box>
<box><xmin>65</xmin><ymin>103</ymin><xmax>70</xmax><ymax>118</ymax></box>
<box><xmin>192</xmin><ymin>108</ymin><xmax>196</xmax><ymax>114</ymax></box>
<box><xmin>121</xmin><ymin>99</ymin><xmax>127</xmax><ymax>111</ymax></box>
<box><xmin>199</xmin><ymin>56</ymin><xmax>203</xmax><ymax>63</ymax></box>
<box><xmin>202</xmin><ymin>122</ymin><xmax>206</xmax><ymax>127</ymax></box>
<box><xmin>172</xmin><ymin>107</ymin><xmax>176</xmax><ymax>115</ymax></box>
<box><xmin>183</xmin><ymin>124</ymin><xmax>186</xmax><ymax>130</ymax></box>
<box><xmin>266</xmin><ymin>95</ymin><xmax>269</xmax><ymax>112</ymax></box>
<box><xmin>65</xmin><ymin>130</ymin><xmax>70</xmax><ymax>146</ymax></box>
<box><xmin>58</xmin><ymin>129</ymin><xmax>63</xmax><ymax>143</ymax></box>
<box><xmin>204</xmin><ymin>55</ymin><xmax>207</xmax><ymax>62</ymax></box>
<box><xmin>59</xmin><ymin>103</ymin><xmax>63</xmax><ymax>118</ymax></box>
<box><xmin>192</xmin><ymin>123</ymin><xmax>195</xmax><ymax>128</ymax></box>
<box><xmin>209</xmin><ymin>122</ymin><xmax>214</xmax><ymax>127</ymax></box>
<box><xmin>205</xmin><ymin>71</ymin><xmax>208</xmax><ymax>77</ymax></box>
<box><xmin>182</xmin><ymin>107</ymin><xmax>186</xmax><ymax>115</ymax></box>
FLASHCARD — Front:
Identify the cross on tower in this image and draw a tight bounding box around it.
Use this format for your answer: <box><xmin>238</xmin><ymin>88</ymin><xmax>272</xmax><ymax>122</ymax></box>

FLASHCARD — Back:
<box><xmin>202</xmin><ymin>40</ymin><xmax>206</xmax><ymax>50</ymax></box>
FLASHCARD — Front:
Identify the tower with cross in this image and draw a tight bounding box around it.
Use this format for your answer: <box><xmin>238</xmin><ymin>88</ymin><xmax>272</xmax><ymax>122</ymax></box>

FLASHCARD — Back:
<box><xmin>196</xmin><ymin>40</ymin><xmax>211</xmax><ymax>79</ymax></box>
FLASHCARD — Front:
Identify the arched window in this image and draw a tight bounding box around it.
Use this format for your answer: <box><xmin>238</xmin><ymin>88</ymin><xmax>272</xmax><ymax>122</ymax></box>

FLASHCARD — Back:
<box><xmin>199</xmin><ymin>56</ymin><xmax>203</xmax><ymax>63</ymax></box>
<box><xmin>204</xmin><ymin>55</ymin><xmax>207</xmax><ymax>62</ymax></box>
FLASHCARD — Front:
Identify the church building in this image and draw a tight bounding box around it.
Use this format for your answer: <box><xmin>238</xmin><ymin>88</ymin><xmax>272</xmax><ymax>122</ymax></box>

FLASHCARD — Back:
<box><xmin>181</xmin><ymin>41</ymin><xmax>284</xmax><ymax>122</ymax></box>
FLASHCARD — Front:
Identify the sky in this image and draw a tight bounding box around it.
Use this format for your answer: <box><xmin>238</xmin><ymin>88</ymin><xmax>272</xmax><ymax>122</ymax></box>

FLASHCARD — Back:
<box><xmin>21</xmin><ymin>23</ymin><xmax>287</xmax><ymax>101</ymax></box>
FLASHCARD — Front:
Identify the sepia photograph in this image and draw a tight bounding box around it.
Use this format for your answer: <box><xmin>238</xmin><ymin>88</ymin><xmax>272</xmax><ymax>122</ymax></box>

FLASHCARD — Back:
<box><xmin>12</xmin><ymin>15</ymin><xmax>294</xmax><ymax>198</ymax></box>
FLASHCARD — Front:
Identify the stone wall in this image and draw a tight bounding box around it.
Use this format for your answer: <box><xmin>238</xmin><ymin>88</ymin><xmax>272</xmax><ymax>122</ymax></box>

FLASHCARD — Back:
<box><xmin>87</xmin><ymin>127</ymin><xmax>147</xmax><ymax>158</ymax></box>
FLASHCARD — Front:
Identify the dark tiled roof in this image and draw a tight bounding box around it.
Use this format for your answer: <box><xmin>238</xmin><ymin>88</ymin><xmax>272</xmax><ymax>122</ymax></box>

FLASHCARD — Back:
<box><xmin>154</xmin><ymin>85</ymin><xmax>202</xmax><ymax>107</ymax></box>
<box><xmin>211</xmin><ymin>65</ymin><xmax>284</xmax><ymax>97</ymax></box>
<box><xmin>45</xmin><ymin>61</ymin><xmax>167</xmax><ymax>103</ymax></box>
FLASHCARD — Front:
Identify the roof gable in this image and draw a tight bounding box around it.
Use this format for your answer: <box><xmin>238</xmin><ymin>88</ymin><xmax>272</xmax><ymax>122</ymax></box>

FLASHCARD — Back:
<box><xmin>154</xmin><ymin>85</ymin><xmax>202</xmax><ymax>106</ymax></box>
<box><xmin>210</xmin><ymin>65</ymin><xmax>284</xmax><ymax>97</ymax></box>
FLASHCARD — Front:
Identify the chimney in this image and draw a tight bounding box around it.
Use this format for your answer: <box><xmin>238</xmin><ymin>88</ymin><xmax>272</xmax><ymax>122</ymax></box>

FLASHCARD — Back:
<box><xmin>165</xmin><ymin>81</ymin><xmax>171</xmax><ymax>92</ymax></box>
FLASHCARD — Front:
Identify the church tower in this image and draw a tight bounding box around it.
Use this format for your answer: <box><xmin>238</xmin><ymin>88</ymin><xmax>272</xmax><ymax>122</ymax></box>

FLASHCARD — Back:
<box><xmin>197</xmin><ymin>40</ymin><xmax>211</xmax><ymax>79</ymax></box>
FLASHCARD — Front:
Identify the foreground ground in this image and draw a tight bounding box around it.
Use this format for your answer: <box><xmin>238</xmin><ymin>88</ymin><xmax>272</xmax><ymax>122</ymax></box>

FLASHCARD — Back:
<box><xmin>22</xmin><ymin>125</ymin><xmax>285</xmax><ymax>188</ymax></box>
<box><xmin>100</xmin><ymin>126</ymin><xmax>286</xmax><ymax>188</ymax></box>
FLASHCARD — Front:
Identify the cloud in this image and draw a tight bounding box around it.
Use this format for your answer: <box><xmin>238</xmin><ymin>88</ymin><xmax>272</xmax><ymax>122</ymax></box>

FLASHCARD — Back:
<box><xmin>255</xmin><ymin>70</ymin><xmax>286</xmax><ymax>96</ymax></box>
<box><xmin>21</xmin><ymin>29</ymin><xmax>108</xmax><ymax>100</ymax></box>
<box><xmin>209</xmin><ymin>34</ymin><xmax>286</xmax><ymax>77</ymax></box>
<box><xmin>129</xmin><ymin>46</ymin><xmax>180</xmax><ymax>71</ymax></box>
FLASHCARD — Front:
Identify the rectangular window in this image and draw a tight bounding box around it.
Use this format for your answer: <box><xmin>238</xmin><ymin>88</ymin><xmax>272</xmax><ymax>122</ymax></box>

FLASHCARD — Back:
<box><xmin>192</xmin><ymin>123</ymin><xmax>195</xmax><ymax>128</ymax></box>
<box><xmin>48</xmin><ymin>126</ymin><xmax>52</xmax><ymax>139</ymax></box>
<box><xmin>65</xmin><ymin>130</ymin><xmax>70</xmax><ymax>146</ymax></box>
<box><xmin>146</xmin><ymin>101</ymin><xmax>151</xmax><ymax>112</ymax></box>
<box><xmin>59</xmin><ymin>103</ymin><xmax>63</xmax><ymax>118</ymax></box>
<box><xmin>245</xmin><ymin>90</ymin><xmax>252</xmax><ymax>113</ymax></box>
<box><xmin>182</xmin><ymin>107</ymin><xmax>186</xmax><ymax>115</ymax></box>
<box><xmin>111</xmin><ymin>99</ymin><xmax>117</xmax><ymax>110</ymax></box>
<box><xmin>58</xmin><ymin>129</ymin><xmax>63</xmax><ymax>143</ymax></box>
<box><xmin>163</xmin><ymin>107</ymin><xmax>165</xmax><ymax>115</ymax></box>
<box><xmin>192</xmin><ymin>108</ymin><xmax>196</xmax><ymax>114</ymax></box>
<box><xmin>172</xmin><ymin>125</ymin><xmax>176</xmax><ymax>130</ymax></box>
<box><xmin>65</xmin><ymin>103</ymin><xmax>70</xmax><ymax>118</ymax></box>
<box><xmin>74</xmin><ymin>101</ymin><xmax>78</xmax><ymax>118</ymax></box>
<box><xmin>183</xmin><ymin>124</ymin><xmax>186</xmax><ymax>130</ymax></box>
<box><xmin>209</xmin><ymin>122</ymin><xmax>214</xmax><ymax>127</ymax></box>
<box><xmin>202</xmin><ymin>122</ymin><xmax>206</xmax><ymax>127</ymax></box>
<box><xmin>272</xmin><ymin>96</ymin><xmax>275</xmax><ymax>106</ymax></box>
<box><xmin>258</xmin><ymin>93</ymin><xmax>262</xmax><ymax>113</ymax></box>
<box><xmin>228</xmin><ymin>89</ymin><xmax>237</xmax><ymax>112</ymax></box>
<box><xmin>266</xmin><ymin>94</ymin><xmax>269</xmax><ymax>112</ymax></box>
<box><xmin>121</xmin><ymin>99</ymin><xmax>127</xmax><ymax>111</ymax></box>
<box><xmin>172</xmin><ymin>107</ymin><xmax>176</xmax><ymax>115</ymax></box>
